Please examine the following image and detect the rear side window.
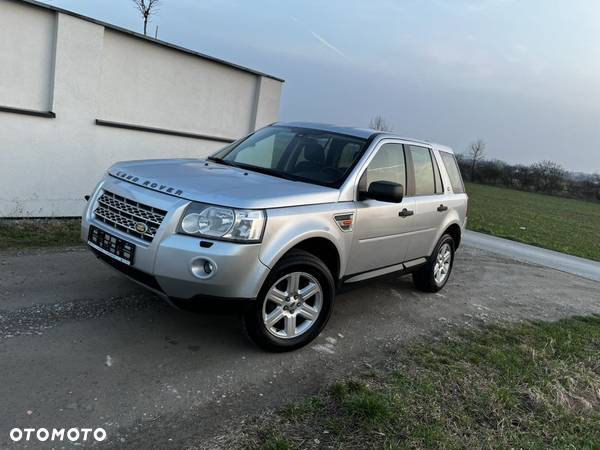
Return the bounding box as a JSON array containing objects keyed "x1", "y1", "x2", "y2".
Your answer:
[
  {"x1": 409, "y1": 145, "x2": 436, "y2": 195},
  {"x1": 439, "y1": 151, "x2": 465, "y2": 193}
]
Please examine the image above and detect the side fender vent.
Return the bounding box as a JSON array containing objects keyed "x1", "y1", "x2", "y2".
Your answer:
[{"x1": 334, "y1": 213, "x2": 354, "y2": 232}]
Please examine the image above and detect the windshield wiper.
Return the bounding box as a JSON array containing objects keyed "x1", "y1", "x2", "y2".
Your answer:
[
  {"x1": 207, "y1": 156, "x2": 242, "y2": 168},
  {"x1": 246, "y1": 166, "x2": 299, "y2": 182},
  {"x1": 207, "y1": 157, "x2": 298, "y2": 182}
]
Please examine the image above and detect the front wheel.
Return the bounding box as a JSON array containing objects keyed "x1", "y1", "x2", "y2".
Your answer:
[
  {"x1": 412, "y1": 234, "x2": 455, "y2": 293},
  {"x1": 243, "y1": 250, "x2": 335, "y2": 352}
]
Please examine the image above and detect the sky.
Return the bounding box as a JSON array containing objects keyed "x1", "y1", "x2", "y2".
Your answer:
[{"x1": 39, "y1": 0, "x2": 600, "y2": 173}]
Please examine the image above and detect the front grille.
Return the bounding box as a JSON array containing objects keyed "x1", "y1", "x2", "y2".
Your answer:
[{"x1": 94, "y1": 190, "x2": 167, "y2": 242}]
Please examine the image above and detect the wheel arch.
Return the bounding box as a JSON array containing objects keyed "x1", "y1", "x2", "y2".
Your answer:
[
  {"x1": 444, "y1": 223, "x2": 462, "y2": 249},
  {"x1": 287, "y1": 237, "x2": 341, "y2": 281},
  {"x1": 260, "y1": 232, "x2": 343, "y2": 282}
]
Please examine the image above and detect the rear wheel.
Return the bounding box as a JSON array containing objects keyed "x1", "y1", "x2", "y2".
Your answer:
[
  {"x1": 243, "y1": 250, "x2": 335, "y2": 352},
  {"x1": 412, "y1": 234, "x2": 455, "y2": 293}
]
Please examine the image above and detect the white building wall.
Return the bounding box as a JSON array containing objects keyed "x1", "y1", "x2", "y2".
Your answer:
[
  {"x1": 253, "y1": 76, "x2": 286, "y2": 130},
  {"x1": 0, "y1": 0, "x2": 55, "y2": 111},
  {"x1": 0, "y1": 0, "x2": 283, "y2": 217},
  {"x1": 97, "y1": 30, "x2": 259, "y2": 138}
]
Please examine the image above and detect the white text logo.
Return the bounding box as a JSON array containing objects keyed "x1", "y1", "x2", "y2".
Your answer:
[{"x1": 10, "y1": 428, "x2": 107, "y2": 443}]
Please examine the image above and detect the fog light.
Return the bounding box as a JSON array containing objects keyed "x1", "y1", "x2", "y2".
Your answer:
[{"x1": 190, "y1": 257, "x2": 217, "y2": 279}]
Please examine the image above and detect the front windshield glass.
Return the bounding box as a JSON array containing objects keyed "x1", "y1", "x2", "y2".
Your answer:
[{"x1": 210, "y1": 126, "x2": 369, "y2": 188}]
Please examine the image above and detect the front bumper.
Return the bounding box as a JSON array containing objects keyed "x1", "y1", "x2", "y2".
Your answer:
[{"x1": 82, "y1": 176, "x2": 270, "y2": 300}]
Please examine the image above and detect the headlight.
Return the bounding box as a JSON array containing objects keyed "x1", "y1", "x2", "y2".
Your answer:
[{"x1": 178, "y1": 203, "x2": 266, "y2": 243}]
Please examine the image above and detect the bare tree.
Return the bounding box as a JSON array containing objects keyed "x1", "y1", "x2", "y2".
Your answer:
[
  {"x1": 531, "y1": 160, "x2": 566, "y2": 193},
  {"x1": 453, "y1": 149, "x2": 598, "y2": 202},
  {"x1": 131, "y1": 0, "x2": 161, "y2": 36},
  {"x1": 369, "y1": 115, "x2": 393, "y2": 131},
  {"x1": 455, "y1": 152, "x2": 466, "y2": 165},
  {"x1": 467, "y1": 139, "x2": 486, "y2": 181},
  {"x1": 594, "y1": 173, "x2": 600, "y2": 201}
]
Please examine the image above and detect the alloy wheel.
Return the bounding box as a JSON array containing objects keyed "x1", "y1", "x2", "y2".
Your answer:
[
  {"x1": 433, "y1": 242, "x2": 452, "y2": 285},
  {"x1": 262, "y1": 271, "x2": 323, "y2": 339}
]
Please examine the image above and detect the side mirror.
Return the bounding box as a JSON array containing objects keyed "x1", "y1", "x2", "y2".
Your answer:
[{"x1": 366, "y1": 181, "x2": 404, "y2": 203}]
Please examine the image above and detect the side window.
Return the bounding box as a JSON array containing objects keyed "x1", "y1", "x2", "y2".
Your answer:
[
  {"x1": 409, "y1": 145, "x2": 436, "y2": 196},
  {"x1": 439, "y1": 151, "x2": 465, "y2": 193},
  {"x1": 365, "y1": 143, "x2": 406, "y2": 190}
]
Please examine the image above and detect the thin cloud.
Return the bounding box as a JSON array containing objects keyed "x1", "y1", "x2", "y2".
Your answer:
[
  {"x1": 310, "y1": 30, "x2": 346, "y2": 58},
  {"x1": 290, "y1": 15, "x2": 346, "y2": 59}
]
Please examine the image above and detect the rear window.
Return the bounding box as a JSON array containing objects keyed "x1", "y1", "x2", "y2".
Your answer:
[{"x1": 439, "y1": 151, "x2": 465, "y2": 193}]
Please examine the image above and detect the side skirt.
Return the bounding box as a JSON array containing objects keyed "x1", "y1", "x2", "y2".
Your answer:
[{"x1": 341, "y1": 257, "x2": 428, "y2": 285}]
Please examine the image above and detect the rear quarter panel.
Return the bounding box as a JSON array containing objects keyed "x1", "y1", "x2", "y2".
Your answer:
[{"x1": 430, "y1": 148, "x2": 468, "y2": 255}]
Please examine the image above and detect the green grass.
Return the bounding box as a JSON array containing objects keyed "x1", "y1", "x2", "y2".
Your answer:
[
  {"x1": 0, "y1": 218, "x2": 82, "y2": 251},
  {"x1": 245, "y1": 317, "x2": 600, "y2": 450},
  {"x1": 466, "y1": 183, "x2": 600, "y2": 261}
]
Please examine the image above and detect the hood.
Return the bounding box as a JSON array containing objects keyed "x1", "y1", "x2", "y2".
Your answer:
[{"x1": 108, "y1": 159, "x2": 340, "y2": 209}]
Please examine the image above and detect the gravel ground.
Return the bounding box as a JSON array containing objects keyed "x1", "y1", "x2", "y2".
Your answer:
[{"x1": 0, "y1": 245, "x2": 598, "y2": 449}]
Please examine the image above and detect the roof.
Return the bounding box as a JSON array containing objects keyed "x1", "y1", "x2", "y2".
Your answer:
[
  {"x1": 14, "y1": 0, "x2": 284, "y2": 83},
  {"x1": 276, "y1": 122, "x2": 376, "y2": 139},
  {"x1": 275, "y1": 122, "x2": 454, "y2": 152}
]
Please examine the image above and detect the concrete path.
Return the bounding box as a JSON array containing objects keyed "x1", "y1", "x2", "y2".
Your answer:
[{"x1": 463, "y1": 230, "x2": 600, "y2": 282}]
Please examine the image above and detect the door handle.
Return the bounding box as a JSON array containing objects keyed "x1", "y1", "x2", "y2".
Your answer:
[
  {"x1": 398, "y1": 208, "x2": 414, "y2": 218},
  {"x1": 437, "y1": 204, "x2": 448, "y2": 212}
]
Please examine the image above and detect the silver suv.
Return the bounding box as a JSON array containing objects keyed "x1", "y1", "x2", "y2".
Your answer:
[{"x1": 82, "y1": 122, "x2": 467, "y2": 351}]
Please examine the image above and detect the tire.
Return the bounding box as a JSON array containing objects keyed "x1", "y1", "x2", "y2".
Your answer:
[
  {"x1": 243, "y1": 249, "x2": 335, "y2": 352},
  {"x1": 412, "y1": 234, "x2": 455, "y2": 293}
]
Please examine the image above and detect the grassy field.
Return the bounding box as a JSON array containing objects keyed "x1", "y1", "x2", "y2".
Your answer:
[
  {"x1": 466, "y1": 183, "x2": 600, "y2": 262},
  {"x1": 239, "y1": 317, "x2": 600, "y2": 450},
  {"x1": 0, "y1": 219, "x2": 82, "y2": 251}
]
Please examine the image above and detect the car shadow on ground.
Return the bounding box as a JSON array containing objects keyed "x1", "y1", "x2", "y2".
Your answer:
[{"x1": 31, "y1": 271, "x2": 422, "y2": 378}]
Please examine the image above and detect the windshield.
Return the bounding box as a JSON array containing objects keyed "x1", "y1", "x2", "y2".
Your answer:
[{"x1": 209, "y1": 126, "x2": 369, "y2": 188}]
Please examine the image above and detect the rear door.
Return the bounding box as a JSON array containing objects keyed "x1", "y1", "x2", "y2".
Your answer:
[
  {"x1": 346, "y1": 142, "x2": 416, "y2": 275},
  {"x1": 404, "y1": 145, "x2": 451, "y2": 260}
]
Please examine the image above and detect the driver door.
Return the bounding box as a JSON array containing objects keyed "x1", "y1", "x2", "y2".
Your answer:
[{"x1": 346, "y1": 142, "x2": 416, "y2": 275}]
